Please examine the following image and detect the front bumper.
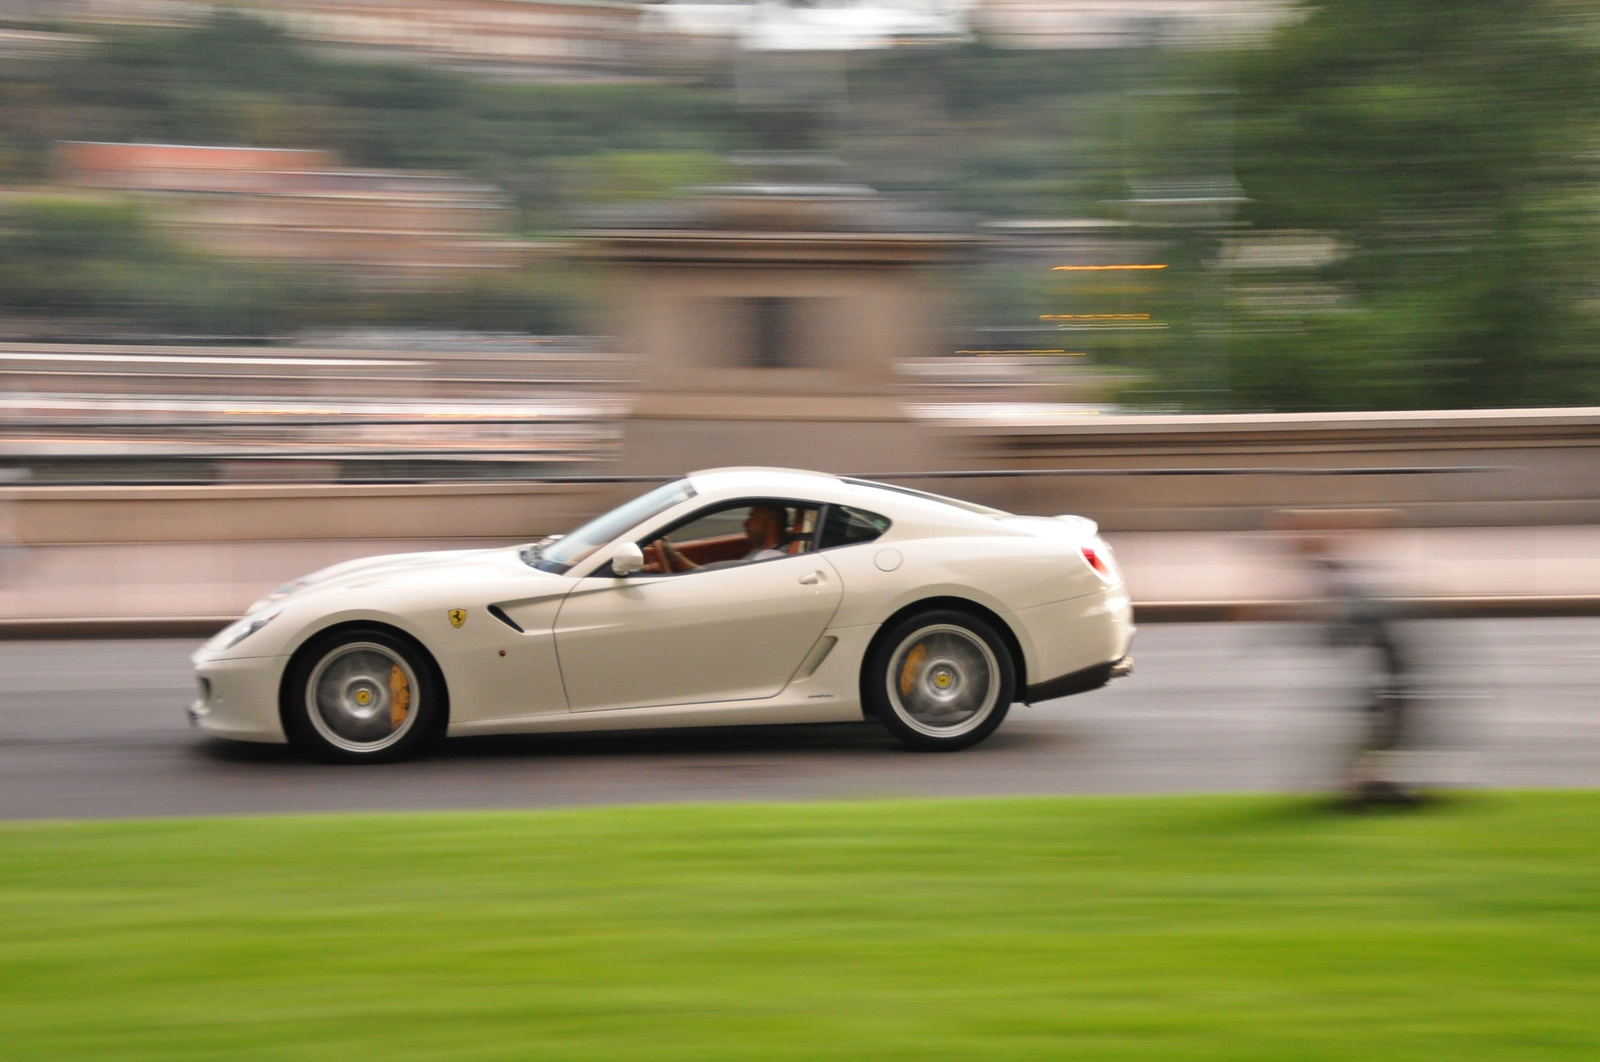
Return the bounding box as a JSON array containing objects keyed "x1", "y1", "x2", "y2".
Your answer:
[{"x1": 189, "y1": 653, "x2": 289, "y2": 743}]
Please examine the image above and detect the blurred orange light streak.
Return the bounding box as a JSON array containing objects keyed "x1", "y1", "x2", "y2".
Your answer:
[{"x1": 1051, "y1": 264, "x2": 1168, "y2": 271}]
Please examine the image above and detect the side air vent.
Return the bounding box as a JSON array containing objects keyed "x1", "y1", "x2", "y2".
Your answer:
[
  {"x1": 487, "y1": 604, "x2": 524, "y2": 633},
  {"x1": 794, "y1": 635, "x2": 838, "y2": 680}
]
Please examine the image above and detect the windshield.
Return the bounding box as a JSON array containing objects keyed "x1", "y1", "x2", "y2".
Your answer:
[{"x1": 527, "y1": 479, "x2": 696, "y2": 573}]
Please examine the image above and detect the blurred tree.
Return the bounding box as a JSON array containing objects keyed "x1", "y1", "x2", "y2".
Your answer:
[
  {"x1": 559, "y1": 152, "x2": 733, "y2": 205},
  {"x1": 0, "y1": 194, "x2": 580, "y2": 338},
  {"x1": 0, "y1": 194, "x2": 322, "y2": 334},
  {"x1": 1231, "y1": 0, "x2": 1600, "y2": 409},
  {"x1": 13, "y1": 12, "x2": 740, "y2": 231},
  {"x1": 23, "y1": 2, "x2": 1600, "y2": 413},
  {"x1": 846, "y1": 45, "x2": 1127, "y2": 214},
  {"x1": 0, "y1": 14, "x2": 1142, "y2": 340}
]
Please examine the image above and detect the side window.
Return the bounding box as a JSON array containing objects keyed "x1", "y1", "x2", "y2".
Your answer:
[
  {"x1": 818, "y1": 505, "x2": 890, "y2": 551},
  {"x1": 639, "y1": 500, "x2": 821, "y2": 575}
]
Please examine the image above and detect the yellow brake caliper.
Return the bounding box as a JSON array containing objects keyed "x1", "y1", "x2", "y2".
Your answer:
[
  {"x1": 899, "y1": 644, "x2": 926, "y2": 698},
  {"x1": 389, "y1": 665, "x2": 411, "y2": 730}
]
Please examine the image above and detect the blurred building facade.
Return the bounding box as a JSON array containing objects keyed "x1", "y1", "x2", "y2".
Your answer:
[
  {"x1": 970, "y1": 0, "x2": 1297, "y2": 49},
  {"x1": 0, "y1": 0, "x2": 642, "y2": 78},
  {"x1": 56, "y1": 141, "x2": 524, "y2": 277},
  {"x1": 579, "y1": 184, "x2": 977, "y2": 476},
  {"x1": 640, "y1": 0, "x2": 973, "y2": 54},
  {"x1": 0, "y1": 0, "x2": 1298, "y2": 73}
]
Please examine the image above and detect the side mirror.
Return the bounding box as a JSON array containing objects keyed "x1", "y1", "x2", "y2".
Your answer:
[{"x1": 611, "y1": 541, "x2": 645, "y2": 577}]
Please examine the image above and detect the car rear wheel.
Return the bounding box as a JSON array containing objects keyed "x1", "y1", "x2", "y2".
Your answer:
[
  {"x1": 865, "y1": 609, "x2": 1015, "y2": 751},
  {"x1": 284, "y1": 627, "x2": 443, "y2": 763}
]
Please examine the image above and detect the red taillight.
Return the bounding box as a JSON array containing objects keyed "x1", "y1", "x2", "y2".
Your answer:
[{"x1": 1082, "y1": 546, "x2": 1109, "y2": 575}]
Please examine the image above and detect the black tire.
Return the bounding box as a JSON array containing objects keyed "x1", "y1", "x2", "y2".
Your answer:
[
  {"x1": 863, "y1": 608, "x2": 1015, "y2": 751},
  {"x1": 282, "y1": 626, "x2": 445, "y2": 763}
]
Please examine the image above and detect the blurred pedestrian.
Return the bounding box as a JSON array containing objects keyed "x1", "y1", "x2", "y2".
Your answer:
[{"x1": 1272, "y1": 510, "x2": 1421, "y2": 806}]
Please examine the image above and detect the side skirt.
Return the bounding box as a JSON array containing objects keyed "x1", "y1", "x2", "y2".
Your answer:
[{"x1": 448, "y1": 696, "x2": 865, "y2": 737}]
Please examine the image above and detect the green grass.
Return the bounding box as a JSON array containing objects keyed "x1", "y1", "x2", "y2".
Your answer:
[{"x1": 3, "y1": 793, "x2": 1598, "y2": 1060}]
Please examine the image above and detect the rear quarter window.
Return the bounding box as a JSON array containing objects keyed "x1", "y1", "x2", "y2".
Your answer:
[{"x1": 818, "y1": 505, "x2": 890, "y2": 550}]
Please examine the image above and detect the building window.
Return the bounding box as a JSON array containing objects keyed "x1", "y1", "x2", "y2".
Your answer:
[{"x1": 749, "y1": 296, "x2": 795, "y2": 368}]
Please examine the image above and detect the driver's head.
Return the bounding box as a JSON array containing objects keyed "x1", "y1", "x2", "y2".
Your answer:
[{"x1": 743, "y1": 504, "x2": 787, "y2": 549}]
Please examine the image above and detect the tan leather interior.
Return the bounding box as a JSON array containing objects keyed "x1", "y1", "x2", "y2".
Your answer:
[
  {"x1": 640, "y1": 505, "x2": 819, "y2": 573},
  {"x1": 642, "y1": 532, "x2": 748, "y2": 572}
]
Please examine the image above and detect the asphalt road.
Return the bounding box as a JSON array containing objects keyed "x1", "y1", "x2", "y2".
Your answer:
[{"x1": 2, "y1": 619, "x2": 1596, "y2": 820}]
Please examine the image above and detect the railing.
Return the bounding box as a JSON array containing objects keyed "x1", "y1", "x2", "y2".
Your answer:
[{"x1": 0, "y1": 341, "x2": 628, "y2": 483}]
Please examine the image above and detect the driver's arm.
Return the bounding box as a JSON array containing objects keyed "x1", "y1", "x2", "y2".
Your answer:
[{"x1": 659, "y1": 535, "x2": 697, "y2": 572}]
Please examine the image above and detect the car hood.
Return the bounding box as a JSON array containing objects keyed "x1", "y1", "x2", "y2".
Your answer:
[
  {"x1": 245, "y1": 546, "x2": 544, "y2": 614},
  {"x1": 199, "y1": 545, "x2": 568, "y2": 662}
]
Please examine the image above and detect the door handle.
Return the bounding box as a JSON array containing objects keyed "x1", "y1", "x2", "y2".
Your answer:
[{"x1": 799, "y1": 570, "x2": 824, "y2": 585}]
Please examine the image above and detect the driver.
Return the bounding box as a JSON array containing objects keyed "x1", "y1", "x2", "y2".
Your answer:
[{"x1": 656, "y1": 504, "x2": 789, "y2": 573}]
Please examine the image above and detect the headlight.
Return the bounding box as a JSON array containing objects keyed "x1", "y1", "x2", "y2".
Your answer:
[
  {"x1": 245, "y1": 577, "x2": 310, "y2": 616},
  {"x1": 213, "y1": 609, "x2": 281, "y2": 652}
]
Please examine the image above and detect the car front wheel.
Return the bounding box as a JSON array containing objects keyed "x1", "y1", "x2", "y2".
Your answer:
[
  {"x1": 284, "y1": 627, "x2": 443, "y2": 763},
  {"x1": 865, "y1": 609, "x2": 1015, "y2": 751}
]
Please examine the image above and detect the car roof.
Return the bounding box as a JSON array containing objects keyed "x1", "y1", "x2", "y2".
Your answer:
[
  {"x1": 684, "y1": 466, "x2": 1010, "y2": 522},
  {"x1": 685, "y1": 466, "x2": 843, "y2": 495}
]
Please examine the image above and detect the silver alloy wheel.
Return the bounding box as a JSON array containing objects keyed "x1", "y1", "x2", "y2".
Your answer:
[
  {"x1": 304, "y1": 641, "x2": 421, "y2": 755},
  {"x1": 885, "y1": 623, "x2": 1001, "y2": 739}
]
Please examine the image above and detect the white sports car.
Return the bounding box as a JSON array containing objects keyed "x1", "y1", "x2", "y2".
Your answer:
[{"x1": 191, "y1": 468, "x2": 1134, "y2": 761}]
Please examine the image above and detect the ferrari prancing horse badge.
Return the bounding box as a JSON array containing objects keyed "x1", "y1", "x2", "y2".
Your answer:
[{"x1": 448, "y1": 608, "x2": 467, "y2": 629}]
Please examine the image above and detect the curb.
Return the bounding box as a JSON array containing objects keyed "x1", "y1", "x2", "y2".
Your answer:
[
  {"x1": 1135, "y1": 597, "x2": 1600, "y2": 623},
  {"x1": 0, "y1": 617, "x2": 232, "y2": 640}
]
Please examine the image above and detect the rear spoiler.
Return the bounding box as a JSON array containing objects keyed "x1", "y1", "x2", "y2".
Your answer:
[{"x1": 1052, "y1": 515, "x2": 1099, "y2": 537}]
